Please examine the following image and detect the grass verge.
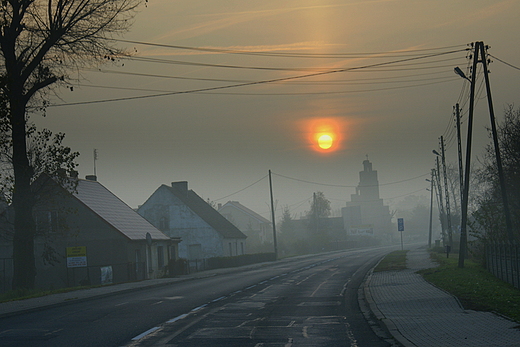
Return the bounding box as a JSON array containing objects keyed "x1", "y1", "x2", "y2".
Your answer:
[
  {"x1": 0, "y1": 285, "x2": 97, "y2": 303},
  {"x1": 374, "y1": 250, "x2": 408, "y2": 272},
  {"x1": 418, "y1": 252, "x2": 520, "y2": 323}
]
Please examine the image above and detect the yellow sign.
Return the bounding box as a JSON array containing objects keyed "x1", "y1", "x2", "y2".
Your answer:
[{"x1": 67, "y1": 246, "x2": 87, "y2": 268}]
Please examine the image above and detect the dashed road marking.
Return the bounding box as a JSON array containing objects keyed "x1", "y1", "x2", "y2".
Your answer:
[
  {"x1": 191, "y1": 304, "x2": 207, "y2": 312},
  {"x1": 131, "y1": 327, "x2": 160, "y2": 341},
  {"x1": 167, "y1": 313, "x2": 188, "y2": 324}
]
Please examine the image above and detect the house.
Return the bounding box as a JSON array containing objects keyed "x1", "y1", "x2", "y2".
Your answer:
[
  {"x1": 0, "y1": 174, "x2": 179, "y2": 292},
  {"x1": 342, "y1": 159, "x2": 393, "y2": 242},
  {"x1": 138, "y1": 182, "x2": 247, "y2": 261},
  {"x1": 218, "y1": 201, "x2": 272, "y2": 252}
]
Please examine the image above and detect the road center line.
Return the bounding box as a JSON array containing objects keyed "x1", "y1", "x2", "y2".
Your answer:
[
  {"x1": 167, "y1": 313, "x2": 188, "y2": 324},
  {"x1": 191, "y1": 304, "x2": 208, "y2": 312},
  {"x1": 131, "y1": 326, "x2": 160, "y2": 341}
]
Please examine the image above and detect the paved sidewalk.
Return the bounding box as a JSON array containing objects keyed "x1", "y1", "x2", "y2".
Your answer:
[{"x1": 366, "y1": 247, "x2": 520, "y2": 347}]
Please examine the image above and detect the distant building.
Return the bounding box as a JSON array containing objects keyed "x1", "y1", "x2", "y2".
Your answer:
[
  {"x1": 218, "y1": 201, "x2": 272, "y2": 251},
  {"x1": 342, "y1": 159, "x2": 392, "y2": 239},
  {"x1": 0, "y1": 175, "x2": 178, "y2": 292},
  {"x1": 138, "y1": 182, "x2": 247, "y2": 261}
]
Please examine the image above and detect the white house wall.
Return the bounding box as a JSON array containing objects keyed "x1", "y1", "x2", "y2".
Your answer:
[
  {"x1": 139, "y1": 186, "x2": 224, "y2": 260},
  {"x1": 219, "y1": 206, "x2": 271, "y2": 244},
  {"x1": 223, "y1": 238, "x2": 246, "y2": 257}
]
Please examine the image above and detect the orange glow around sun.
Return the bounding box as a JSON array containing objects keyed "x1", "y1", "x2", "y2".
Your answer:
[{"x1": 302, "y1": 118, "x2": 346, "y2": 153}]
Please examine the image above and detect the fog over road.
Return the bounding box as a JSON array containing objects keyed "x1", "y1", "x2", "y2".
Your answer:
[{"x1": 1, "y1": 247, "x2": 399, "y2": 347}]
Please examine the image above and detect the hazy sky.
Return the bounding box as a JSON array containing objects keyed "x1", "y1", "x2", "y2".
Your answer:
[{"x1": 36, "y1": 0, "x2": 520, "y2": 221}]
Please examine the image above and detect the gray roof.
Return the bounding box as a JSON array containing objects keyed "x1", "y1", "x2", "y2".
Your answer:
[
  {"x1": 74, "y1": 179, "x2": 170, "y2": 241},
  {"x1": 164, "y1": 184, "x2": 247, "y2": 239},
  {"x1": 219, "y1": 201, "x2": 272, "y2": 225}
]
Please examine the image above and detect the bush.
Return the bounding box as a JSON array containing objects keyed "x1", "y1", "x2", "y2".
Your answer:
[{"x1": 168, "y1": 258, "x2": 188, "y2": 276}]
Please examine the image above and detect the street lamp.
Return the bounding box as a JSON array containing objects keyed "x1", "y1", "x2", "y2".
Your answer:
[{"x1": 454, "y1": 67, "x2": 470, "y2": 81}]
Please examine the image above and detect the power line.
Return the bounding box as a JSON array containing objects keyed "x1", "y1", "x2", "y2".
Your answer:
[
  {"x1": 123, "y1": 54, "x2": 462, "y2": 73},
  {"x1": 272, "y1": 171, "x2": 430, "y2": 188},
  {"x1": 195, "y1": 78, "x2": 457, "y2": 96},
  {"x1": 89, "y1": 67, "x2": 454, "y2": 86},
  {"x1": 71, "y1": 76, "x2": 457, "y2": 96},
  {"x1": 489, "y1": 54, "x2": 520, "y2": 71},
  {"x1": 213, "y1": 174, "x2": 268, "y2": 201},
  {"x1": 383, "y1": 187, "x2": 429, "y2": 201},
  {"x1": 94, "y1": 69, "x2": 251, "y2": 83},
  {"x1": 116, "y1": 39, "x2": 467, "y2": 58},
  {"x1": 50, "y1": 48, "x2": 467, "y2": 107}
]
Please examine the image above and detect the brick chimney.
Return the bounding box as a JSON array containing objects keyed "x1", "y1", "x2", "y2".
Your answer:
[{"x1": 171, "y1": 181, "x2": 188, "y2": 195}]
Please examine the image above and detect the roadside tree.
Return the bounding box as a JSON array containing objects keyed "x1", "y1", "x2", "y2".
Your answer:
[
  {"x1": 471, "y1": 105, "x2": 520, "y2": 242},
  {"x1": 306, "y1": 192, "x2": 331, "y2": 251},
  {"x1": 0, "y1": 0, "x2": 142, "y2": 289}
]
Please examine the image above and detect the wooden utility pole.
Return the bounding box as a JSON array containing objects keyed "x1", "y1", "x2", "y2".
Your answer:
[
  {"x1": 458, "y1": 41, "x2": 513, "y2": 268},
  {"x1": 455, "y1": 104, "x2": 464, "y2": 203},
  {"x1": 268, "y1": 170, "x2": 278, "y2": 260},
  {"x1": 440, "y1": 136, "x2": 453, "y2": 248},
  {"x1": 428, "y1": 169, "x2": 434, "y2": 249},
  {"x1": 435, "y1": 157, "x2": 447, "y2": 245}
]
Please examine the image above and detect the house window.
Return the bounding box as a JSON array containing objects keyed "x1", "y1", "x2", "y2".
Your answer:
[
  {"x1": 158, "y1": 216, "x2": 169, "y2": 231},
  {"x1": 241, "y1": 242, "x2": 244, "y2": 255},
  {"x1": 35, "y1": 210, "x2": 59, "y2": 233},
  {"x1": 157, "y1": 246, "x2": 164, "y2": 268}
]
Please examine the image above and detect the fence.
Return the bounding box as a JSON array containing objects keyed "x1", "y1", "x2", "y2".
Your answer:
[{"x1": 486, "y1": 242, "x2": 520, "y2": 289}]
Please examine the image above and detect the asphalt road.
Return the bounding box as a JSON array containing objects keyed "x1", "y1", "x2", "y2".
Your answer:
[{"x1": 1, "y1": 247, "x2": 398, "y2": 347}]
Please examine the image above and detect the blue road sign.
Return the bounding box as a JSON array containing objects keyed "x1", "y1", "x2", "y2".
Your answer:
[{"x1": 398, "y1": 218, "x2": 404, "y2": 232}]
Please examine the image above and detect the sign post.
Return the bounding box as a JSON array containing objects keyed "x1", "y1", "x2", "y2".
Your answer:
[
  {"x1": 66, "y1": 246, "x2": 87, "y2": 287},
  {"x1": 397, "y1": 218, "x2": 404, "y2": 251}
]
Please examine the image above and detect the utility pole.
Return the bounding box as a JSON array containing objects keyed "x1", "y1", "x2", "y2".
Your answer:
[
  {"x1": 457, "y1": 41, "x2": 513, "y2": 268},
  {"x1": 432, "y1": 169, "x2": 444, "y2": 240},
  {"x1": 481, "y1": 45, "x2": 513, "y2": 242},
  {"x1": 313, "y1": 192, "x2": 318, "y2": 235},
  {"x1": 427, "y1": 169, "x2": 434, "y2": 248},
  {"x1": 268, "y1": 170, "x2": 278, "y2": 260},
  {"x1": 455, "y1": 104, "x2": 464, "y2": 204},
  {"x1": 434, "y1": 156, "x2": 447, "y2": 245},
  {"x1": 440, "y1": 136, "x2": 453, "y2": 248}
]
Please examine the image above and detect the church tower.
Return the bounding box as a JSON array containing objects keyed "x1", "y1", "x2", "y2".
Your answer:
[
  {"x1": 342, "y1": 158, "x2": 392, "y2": 241},
  {"x1": 352, "y1": 159, "x2": 380, "y2": 202}
]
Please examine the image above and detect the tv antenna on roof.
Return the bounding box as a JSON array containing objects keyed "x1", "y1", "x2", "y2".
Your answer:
[{"x1": 93, "y1": 149, "x2": 98, "y2": 177}]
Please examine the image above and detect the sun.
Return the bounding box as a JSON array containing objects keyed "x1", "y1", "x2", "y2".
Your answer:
[
  {"x1": 299, "y1": 117, "x2": 348, "y2": 153},
  {"x1": 318, "y1": 134, "x2": 333, "y2": 149}
]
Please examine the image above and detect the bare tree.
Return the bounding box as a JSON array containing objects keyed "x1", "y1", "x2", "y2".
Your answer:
[
  {"x1": 0, "y1": 0, "x2": 142, "y2": 289},
  {"x1": 472, "y1": 105, "x2": 520, "y2": 242}
]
